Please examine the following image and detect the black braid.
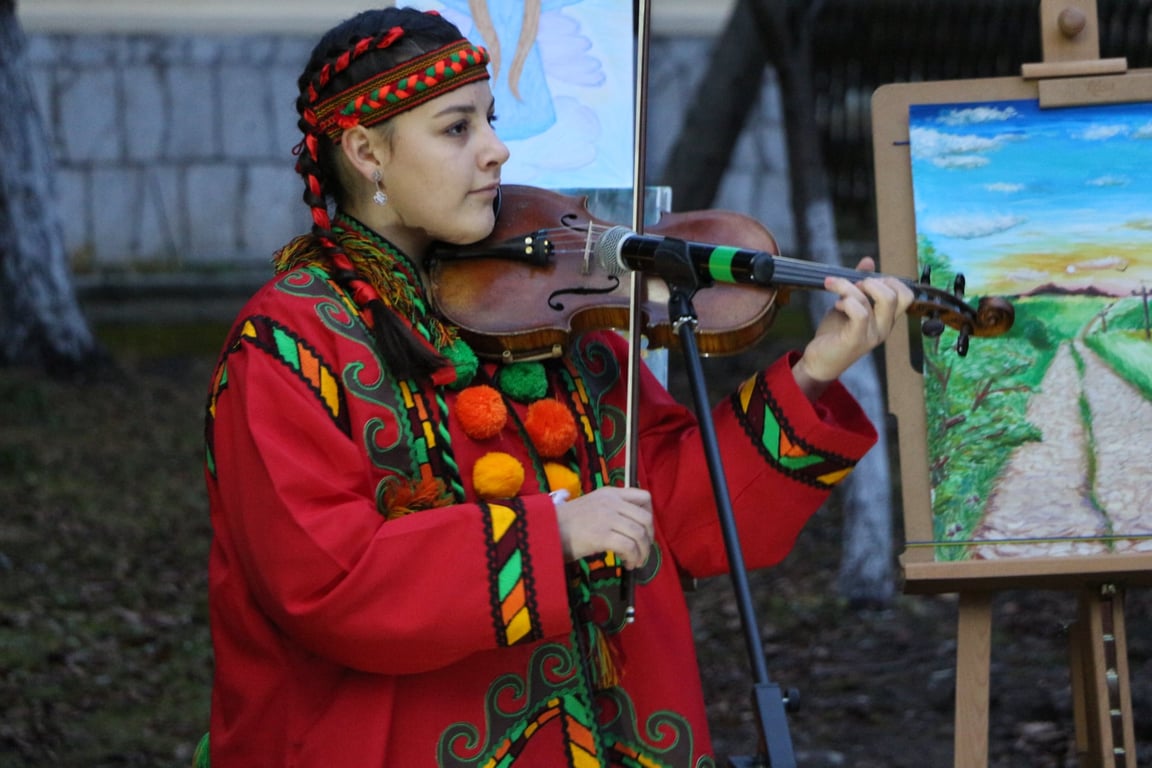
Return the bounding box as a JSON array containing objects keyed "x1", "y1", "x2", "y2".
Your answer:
[{"x1": 293, "y1": 8, "x2": 466, "y2": 381}]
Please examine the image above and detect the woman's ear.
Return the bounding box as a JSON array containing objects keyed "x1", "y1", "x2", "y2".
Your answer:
[{"x1": 339, "y1": 125, "x2": 384, "y2": 182}]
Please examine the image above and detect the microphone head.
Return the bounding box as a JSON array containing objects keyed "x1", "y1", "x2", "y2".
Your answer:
[{"x1": 596, "y1": 225, "x2": 633, "y2": 276}]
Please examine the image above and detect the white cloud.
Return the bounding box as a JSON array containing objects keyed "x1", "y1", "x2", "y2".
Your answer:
[
  {"x1": 910, "y1": 126, "x2": 1020, "y2": 169},
  {"x1": 1078, "y1": 124, "x2": 1128, "y2": 140},
  {"x1": 1087, "y1": 175, "x2": 1128, "y2": 187},
  {"x1": 922, "y1": 213, "x2": 1026, "y2": 239},
  {"x1": 936, "y1": 106, "x2": 1020, "y2": 126}
]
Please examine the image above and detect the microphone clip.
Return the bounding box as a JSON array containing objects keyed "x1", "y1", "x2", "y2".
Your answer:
[
  {"x1": 649, "y1": 237, "x2": 704, "y2": 331},
  {"x1": 650, "y1": 236, "x2": 709, "y2": 295}
]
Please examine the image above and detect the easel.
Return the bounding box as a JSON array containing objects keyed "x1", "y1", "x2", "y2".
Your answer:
[
  {"x1": 951, "y1": 6, "x2": 1143, "y2": 764},
  {"x1": 902, "y1": 561, "x2": 1147, "y2": 768},
  {"x1": 872, "y1": 1, "x2": 1152, "y2": 765}
]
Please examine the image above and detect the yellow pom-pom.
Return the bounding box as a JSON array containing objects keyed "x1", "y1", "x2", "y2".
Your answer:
[
  {"x1": 472, "y1": 452, "x2": 525, "y2": 499},
  {"x1": 543, "y1": 462, "x2": 582, "y2": 499}
]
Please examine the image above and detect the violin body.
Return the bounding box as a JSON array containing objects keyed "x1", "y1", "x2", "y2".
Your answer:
[{"x1": 428, "y1": 185, "x2": 781, "y2": 361}]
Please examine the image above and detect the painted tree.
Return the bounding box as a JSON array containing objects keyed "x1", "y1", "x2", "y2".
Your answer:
[
  {"x1": 0, "y1": 0, "x2": 103, "y2": 375},
  {"x1": 661, "y1": 0, "x2": 897, "y2": 605}
]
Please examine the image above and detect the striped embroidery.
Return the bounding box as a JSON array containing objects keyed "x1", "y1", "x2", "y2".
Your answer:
[
  {"x1": 481, "y1": 499, "x2": 543, "y2": 647},
  {"x1": 732, "y1": 374, "x2": 856, "y2": 489},
  {"x1": 239, "y1": 315, "x2": 351, "y2": 437}
]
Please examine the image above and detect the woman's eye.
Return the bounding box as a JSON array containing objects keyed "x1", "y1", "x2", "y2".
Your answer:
[{"x1": 447, "y1": 121, "x2": 468, "y2": 136}]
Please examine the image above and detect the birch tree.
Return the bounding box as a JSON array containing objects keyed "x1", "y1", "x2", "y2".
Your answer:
[{"x1": 0, "y1": 0, "x2": 104, "y2": 375}]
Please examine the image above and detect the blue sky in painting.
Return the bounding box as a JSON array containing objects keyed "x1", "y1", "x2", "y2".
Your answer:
[{"x1": 909, "y1": 99, "x2": 1152, "y2": 296}]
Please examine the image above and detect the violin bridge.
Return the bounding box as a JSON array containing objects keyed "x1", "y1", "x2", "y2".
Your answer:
[{"x1": 582, "y1": 226, "x2": 595, "y2": 275}]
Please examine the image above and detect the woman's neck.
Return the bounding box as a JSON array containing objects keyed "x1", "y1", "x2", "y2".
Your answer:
[{"x1": 340, "y1": 201, "x2": 430, "y2": 267}]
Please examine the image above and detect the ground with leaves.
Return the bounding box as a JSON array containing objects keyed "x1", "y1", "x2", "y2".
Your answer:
[{"x1": 1, "y1": 330, "x2": 1149, "y2": 768}]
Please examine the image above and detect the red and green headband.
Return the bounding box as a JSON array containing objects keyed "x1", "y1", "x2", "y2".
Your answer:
[{"x1": 313, "y1": 40, "x2": 491, "y2": 142}]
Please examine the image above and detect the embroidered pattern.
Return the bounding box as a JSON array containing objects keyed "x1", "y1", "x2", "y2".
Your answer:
[
  {"x1": 482, "y1": 499, "x2": 544, "y2": 648},
  {"x1": 438, "y1": 644, "x2": 710, "y2": 768},
  {"x1": 242, "y1": 316, "x2": 350, "y2": 433},
  {"x1": 275, "y1": 264, "x2": 467, "y2": 504},
  {"x1": 596, "y1": 689, "x2": 715, "y2": 768},
  {"x1": 731, "y1": 374, "x2": 857, "y2": 488},
  {"x1": 204, "y1": 314, "x2": 352, "y2": 478},
  {"x1": 313, "y1": 42, "x2": 491, "y2": 141},
  {"x1": 438, "y1": 643, "x2": 601, "y2": 768}
]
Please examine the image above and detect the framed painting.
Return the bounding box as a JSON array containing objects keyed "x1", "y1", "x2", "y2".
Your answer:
[{"x1": 873, "y1": 75, "x2": 1152, "y2": 591}]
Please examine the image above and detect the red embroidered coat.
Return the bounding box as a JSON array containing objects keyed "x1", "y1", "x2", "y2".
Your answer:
[{"x1": 204, "y1": 265, "x2": 877, "y2": 767}]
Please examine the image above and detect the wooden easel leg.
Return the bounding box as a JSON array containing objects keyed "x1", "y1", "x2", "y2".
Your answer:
[
  {"x1": 1071, "y1": 585, "x2": 1136, "y2": 768},
  {"x1": 953, "y1": 591, "x2": 993, "y2": 768},
  {"x1": 1069, "y1": 609, "x2": 1099, "y2": 768}
]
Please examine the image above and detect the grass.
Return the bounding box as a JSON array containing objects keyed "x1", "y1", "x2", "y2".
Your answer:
[{"x1": 0, "y1": 325, "x2": 223, "y2": 767}]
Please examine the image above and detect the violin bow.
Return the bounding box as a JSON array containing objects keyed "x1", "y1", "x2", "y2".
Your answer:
[{"x1": 620, "y1": 0, "x2": 654, "y2": 623}]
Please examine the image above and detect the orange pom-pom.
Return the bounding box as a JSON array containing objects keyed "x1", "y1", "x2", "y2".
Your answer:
[
  {"x1": 472, "y1": 452, "x2": 525, "y2": 499},
  {"x1": 454, "y1": 385, "x2": 507, "y2": 440},
  {"x1": 543, "y1": 462, "x2": 582, "y2": 499},
  {"x1": 524, "y1": 398, "x2": 578, "y2": 458}
]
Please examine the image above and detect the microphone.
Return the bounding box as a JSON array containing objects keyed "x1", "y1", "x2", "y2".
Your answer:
[{"x1": 595, "y1": 226, "x2": 778, "y2": 286}]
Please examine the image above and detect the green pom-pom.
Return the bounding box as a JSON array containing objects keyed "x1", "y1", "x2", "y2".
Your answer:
[
  {"x1": 497, "y1": 362, "x2": 548, "y2": 402},
  {"x1": 442, "y1": 339, "x2": 478, "y2": 389}
]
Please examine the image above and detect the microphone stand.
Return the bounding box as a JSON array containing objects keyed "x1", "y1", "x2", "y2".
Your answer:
[{"x1": 649, "y1": 237, "x2": 799, "y2": 768}]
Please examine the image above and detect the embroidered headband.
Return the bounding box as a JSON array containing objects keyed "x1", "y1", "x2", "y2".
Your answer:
[{"x1": 313, "y1": 40, "x2": 491, "y2": 142}]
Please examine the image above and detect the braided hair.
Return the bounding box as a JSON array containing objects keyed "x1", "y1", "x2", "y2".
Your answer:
[{"x1": 293, "y1": 8, "x2": 467, "y2": 380}]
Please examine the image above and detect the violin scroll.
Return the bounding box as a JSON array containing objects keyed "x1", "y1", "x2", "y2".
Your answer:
[{"x1": 910, "y1": 267, "x2": 1015, "y2": 357}]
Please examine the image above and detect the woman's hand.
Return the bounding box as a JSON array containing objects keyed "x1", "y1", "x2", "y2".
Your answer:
[
  {"x1": 792, "y1": 257, "x2": 914, "y2": 401},
  {"x1": 554, "y1": 486, "x2": 654, "y2": 568}
]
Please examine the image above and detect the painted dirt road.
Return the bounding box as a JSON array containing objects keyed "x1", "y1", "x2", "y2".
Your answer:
[{"x1": 971, "y1": 339, "x2": 1152, "y2": 559}]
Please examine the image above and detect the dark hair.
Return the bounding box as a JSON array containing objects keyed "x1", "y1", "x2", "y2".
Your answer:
[{"x1": 294, "y1": 8, "x2": 466, "y2": 380}]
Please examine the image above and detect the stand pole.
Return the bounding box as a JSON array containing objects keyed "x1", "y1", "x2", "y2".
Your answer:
[{"x1": 651, "y1": 238, "x2": 797, "y2": 768}]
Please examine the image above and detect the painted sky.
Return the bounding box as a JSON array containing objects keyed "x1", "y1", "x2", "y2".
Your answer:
[{"x1": 909, "y1": 98, "x2": 1152, "y2": 297}]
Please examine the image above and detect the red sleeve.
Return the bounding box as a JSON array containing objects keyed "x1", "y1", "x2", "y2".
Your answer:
[
  {"x1": 209, "y1": 339, "x2": 573, "y2": 675},
  {"x1": 618, "y1": 338, "x2": 878, "y2": 578}
]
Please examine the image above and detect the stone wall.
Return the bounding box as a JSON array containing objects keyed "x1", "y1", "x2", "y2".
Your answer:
[{"x1": 23, "y1": 29, "x2": 792, "y2": 279}]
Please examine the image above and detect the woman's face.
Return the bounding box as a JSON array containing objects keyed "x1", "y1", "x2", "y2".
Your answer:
[{"x1": 373, "y1": 81, "x2": 509, "y2": 256}]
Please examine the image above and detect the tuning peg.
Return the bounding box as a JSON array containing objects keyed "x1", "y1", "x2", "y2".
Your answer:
[
  {"x1": 919, "y1": 265, "x2": 932, "y2": 284},
  {"x1": 955, "y1": 329, "x2": 971, "y2": 356},
  {"x1": 953, "y1": 273, "x2": 966, "y2": 298},
  {"x1": 922, "y1": 315, "x2": 945, "y2": 337}
]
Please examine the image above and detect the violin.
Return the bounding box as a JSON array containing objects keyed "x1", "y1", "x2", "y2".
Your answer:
[{"x1": 427, "y1": 184, "x2": 1015, "y2": 361}]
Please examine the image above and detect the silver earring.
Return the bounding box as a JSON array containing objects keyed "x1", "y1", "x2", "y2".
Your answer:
[{"x1": 372, "y1": 169, "x2": 388, "y2": 206}]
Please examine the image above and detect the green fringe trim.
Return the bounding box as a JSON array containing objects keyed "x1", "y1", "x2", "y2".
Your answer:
[{"x1": 192, "y1": 732, "x2": 210, "y2": 768}]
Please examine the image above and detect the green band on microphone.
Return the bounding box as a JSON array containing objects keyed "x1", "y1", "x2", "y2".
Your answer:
[{"x1": 708, "y1": 245, "x2": 741, "y2": 283}]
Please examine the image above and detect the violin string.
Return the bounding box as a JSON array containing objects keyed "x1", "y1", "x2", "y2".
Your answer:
[{"x1": 538, "y1": 224, "x2": 614, "y2": 260}]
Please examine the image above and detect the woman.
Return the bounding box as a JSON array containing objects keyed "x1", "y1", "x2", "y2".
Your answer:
[{"x1": 202, "y1": 7, "x2": 913, "y2": 767}]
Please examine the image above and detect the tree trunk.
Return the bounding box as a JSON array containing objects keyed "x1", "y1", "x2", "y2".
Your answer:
[
  {"x1": 656, "y1": 0, "x2": 766, "y2": 212},
  {"x1": 747, "y1": 0, "x2": 895, "y2": 606},
  {"x1": 0, "y1": 0, "x2": 104, "y2": 375}
]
